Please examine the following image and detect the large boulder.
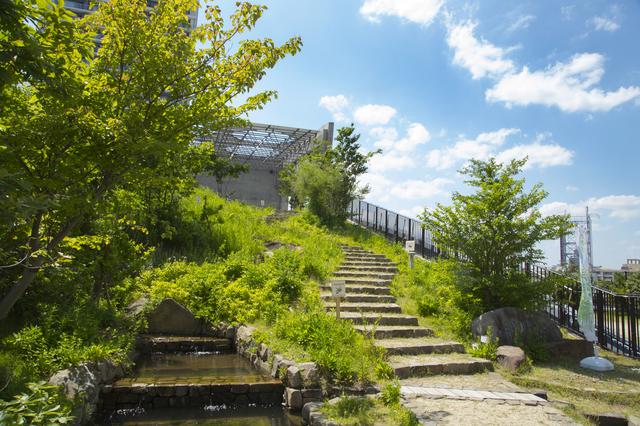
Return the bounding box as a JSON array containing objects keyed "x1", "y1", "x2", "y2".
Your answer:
[
  {"x1": 472, "y1": 307, "x2": 563, "y2": 346},
  {"x1": 146, "y1": 298, "x2": 214, "y2": 336}
]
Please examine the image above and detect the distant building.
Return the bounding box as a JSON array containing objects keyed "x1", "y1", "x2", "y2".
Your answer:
[
  {"x1": 622, "y1": 259, "x2": 640, "y2": 273},
  {"x1": 56, "y1": 1, "x2": 198, "y2": 32},
  {"x1": 197, "y1": 122, "x2": 334, "y2": 210},
  {"x1": 593, "y1": 267, "x2": 617, "y2": 282}
]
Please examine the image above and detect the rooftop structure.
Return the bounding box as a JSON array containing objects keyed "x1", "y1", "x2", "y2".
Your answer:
[{"x1": 198, "y1": 122, "x2": 334, "y2": 210}]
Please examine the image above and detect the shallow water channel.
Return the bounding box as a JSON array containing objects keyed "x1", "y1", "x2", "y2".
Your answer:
[{"x1": 100, "y1": 351, "x2": 301, "y2": 425}]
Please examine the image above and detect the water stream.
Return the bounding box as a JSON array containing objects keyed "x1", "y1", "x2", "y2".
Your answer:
[{"x1": 99, "y1": 349, "x2": 301, "y2": 425}]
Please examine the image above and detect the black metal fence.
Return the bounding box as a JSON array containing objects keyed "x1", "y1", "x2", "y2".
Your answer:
[{"x1": 348, "y1": 198, "x2": 640, "y2": 358}]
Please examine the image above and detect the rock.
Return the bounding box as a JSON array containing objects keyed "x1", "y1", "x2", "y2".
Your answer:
[
  {"x1": 257, "y1": 343, "x2": 271, "y2": 362},
  {"x1": 125, "y1": 295, "x2": 149, "y2": 316},
  {"x1": 146, "y1": 298, "x2": 214, "y2": 336},
  {"x1": 235, "y1": 325, "x2": 256, "y2": 356},
  {"x1": 302, "y1": 401, "x2": 323, "y2": 423},
  {"x1": 285, "y1": 387, "x2": 303, "y2": 410},
  {"x1": 472, "y1": 307, "x2": 563, "y2": 346},
  {"x1": 298, "y1": 362, "x2": 321, "y2": 387},
  {"x1": 49, "y1": 360, "x2": 123, "y2": 425},
  {"x1": 544, "y1": 339, "x2": 594, "y2": 360},
  {"x1": 285, "y1": 365, "x2": 303, "y2": 389},
  {"x1": 496, "y1": 345, "x2": 526, "y2": 371},
  {"x1": 271, "y1": 356, "x2": 295, "y2": 379}
]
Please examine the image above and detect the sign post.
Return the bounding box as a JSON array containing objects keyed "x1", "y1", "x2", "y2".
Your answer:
[
  {"x1": 331, "y1": 280, "x2": 346, "y2": 319},
  {"x1": 405, "y1": 240, "x2": 416, "y2": 269}
]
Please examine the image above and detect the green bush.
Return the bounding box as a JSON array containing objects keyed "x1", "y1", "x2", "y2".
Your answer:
[
  {"x1": 0, "y1": 381, "x2": 73, "y2": 425},
  {"x1": 379, "y1": 381, "x2": 401, "y2": 406},
  {"x1": 266, "y1": 307, "x2": 388, "y2": 384}
]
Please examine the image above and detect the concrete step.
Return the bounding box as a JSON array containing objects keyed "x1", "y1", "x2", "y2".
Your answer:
[
  {"x1": 344, "y1": 254, "x2": 390, "y2": 261},
  {"x1": 332, "y1": 278, "x2": 392, "y2": 286},
  {"x1": 338, "y1": 265, "x2": 399, "y2": 273},
  {"x1": 375, "y1": 338, "x2": 465, "y2": 356},
  {"x1": 339, "y1": 312, "x2": 419, "y2": 326},
  {"x1": 353, "y1": 325, "x2": 434, "y2": 339},
  {"x1": 320, "y1": 293, "x2": 397, "y2": 303},
  {"x1": 319, "y1": 284, "x2": 392, "y2": 295},
  {"x1": 334, "y1": 271, "x2": 396, "y2": 280},
  {"x1": 389, "y1": 354, "x2": 493, "y2": 378},
  {"x1": 323, "y1": 302, "x2": 402, "y2": 314}
]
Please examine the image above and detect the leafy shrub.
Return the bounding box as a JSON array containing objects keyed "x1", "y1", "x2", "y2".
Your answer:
[
  {"x1": 379, "y1": 381, "x2": 401, "y2": 406},
  {"x1": 468, "y1": 327, "x2": 499, "y2": 361},
  {"x1": 323, "y1": 396, "x2": 375, "y2": 425},
  {"x1": 0, "y1": 381, "x2": 73, "y2": 425},
  {"x1": 267, "y1": 307, "x2": 388, "y2": 384}
]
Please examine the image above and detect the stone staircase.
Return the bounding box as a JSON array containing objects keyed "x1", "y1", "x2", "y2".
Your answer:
[{"x1": 321, "y1": 245, "x2": 492, "y2": 379}]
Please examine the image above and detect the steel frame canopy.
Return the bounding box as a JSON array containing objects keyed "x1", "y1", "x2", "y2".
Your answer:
[{"x1": 207, "y1": 122, "x2": 322, "y2": 168}]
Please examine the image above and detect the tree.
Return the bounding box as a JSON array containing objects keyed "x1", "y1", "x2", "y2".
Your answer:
[
  {"x1": 0, "y1": 0, "x2": 301, "y2": 319},
  {"x1": 280, "y1": 125, "x2": 379, "y2": 227},
  {"x1": 420, "y1": 158, "x2": 572, "y2": 311}
]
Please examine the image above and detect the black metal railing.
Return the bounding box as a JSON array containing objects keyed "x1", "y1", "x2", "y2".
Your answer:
[{"x1": 348, "y1": 198, "x2": 640, "y2": 358}]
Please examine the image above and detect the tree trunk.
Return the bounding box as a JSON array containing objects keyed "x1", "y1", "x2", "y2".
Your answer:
[{"x1": 0, "y1": 213, "x2": 42, "y2": 320}]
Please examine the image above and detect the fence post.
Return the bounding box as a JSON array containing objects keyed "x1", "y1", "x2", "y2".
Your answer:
[
  {"x1": 421, "y1": 228, "x2": 425, "y2": 257},
  {"x1": 375, "y1": 206, "x2": 378, "y2": 231},
  {"x1": 358, "y1": 200, "x2": 362, "y2": 225},
  {"x1": 629, "y1": 298, "x2": 637, "y2": 357},
  {"x1": 596, "y1": 290, "x2": 606, "y2": 348},
  {"x1": 366, "y1": 203, "x2": 370, "y2": 228},
  {"x1": 395, "y1": 214, "x2": 399, "y2": 243},
  {"x1": 384, "y1": 209, "x2": 388, "y2": 236},
  {"x1": 408, "y1": 219, "x2": 412, "y2": 242}
]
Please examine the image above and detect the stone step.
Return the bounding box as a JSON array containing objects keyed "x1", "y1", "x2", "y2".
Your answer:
[
  {"x1": 136, "y1": 335, "x2": 233, "y2": 354},
  {"x1": 353, "y1": 325, "x2": 434, "y2": 339},
  {"x1": 339, "y1": 312, "x2": 419, "y2": 326},
  {"x1": 375, "y1": 338, "x2": 465, "y2": 356},
  {"x1": 319, "y1": 284, "x2": 392, "y2": 295},
  {"x1": 333, "y1": 271, "x2": 396, "y2": 280},
  {"x1": 338, "y1": 265, "x2": 399, "y2": 273},
  {"x1": 331, "y1": 277, "x2": 392, "y2": 286},
  {"x1": 389, "y1": 354, "x2": 493, "y2": 378},
  {"x1": 320, "y1": 293, "x2": 397, "y2": 303},
  {"x1": 323, "y1": 302, "x2": 402, "y2": 314},
  {"x1": 344, "y1": 254, "x2": 390, "y2": 261}
]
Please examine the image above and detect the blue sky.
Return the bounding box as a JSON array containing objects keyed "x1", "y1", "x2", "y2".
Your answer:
[{"x1": 200, "y1": 1, "x2": 640, "y2": 268}]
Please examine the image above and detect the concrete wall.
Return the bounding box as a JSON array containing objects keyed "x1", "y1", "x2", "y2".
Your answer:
[{"x1": 197, "y1": 163, "x2": 287, "y2": 210}]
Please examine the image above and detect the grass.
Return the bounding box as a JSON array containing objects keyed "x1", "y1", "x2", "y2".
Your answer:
[
  {"x1": 320, "y1": 395, "x2": 419, "y2": 426},
  {"x1": 505, "y1": 350, "x2": 640, "y2": 420}
]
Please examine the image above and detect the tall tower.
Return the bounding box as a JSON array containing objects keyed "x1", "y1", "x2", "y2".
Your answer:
[{"x1": 560, "y1": 206, "x2": 593, "y2": 271}]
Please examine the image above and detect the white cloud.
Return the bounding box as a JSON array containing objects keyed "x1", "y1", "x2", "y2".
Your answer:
[
  {"x1": 561, "y1": 5, "x2": 575, "y2": 21},
  {"x1": 359, "y1": 0, "x2": 444, "y2": 26},
  {"x1": 319, "y1": 95, "x2": 349, "y2": 121},
  {"x1": 566, "y1": 185, "x2": 579, "y2": 192},
  {"x1": 495, "y1": 142, "x2": 574, "y2": 169},
  {"x1": 447, "y1": 21, "x2": 514, "y2": 79},
  {"x1": 371, "y1": 123, "x2": 430, "y2": 152},
  {"x1": 359, "y1": 172, "x2": 392, "y2": 203},
  {"x1": 590, "y1": 16, "x2": 620, "y2": 32},
  {"x1": 390, "y1": 178, "x2": 453, "y2": 199},
  {"x1": 368, "y1": 151, "x2": 415, "y2": 173},
  {"x1": 486, "y1": 53, "x2": 640, "y2": 112},
  {"x1": 370, "y1": 127, "x2": 399, "y2": 150},
  {"x1": 425, "y1": 128, "x2": 519, "y2": 170},
  {"x1": 540, "y1": 195, "x2": 640, "y2": 221},
  {"x1": 399, "y1": 205, "x2": 426, "y2": 219},
  {"x1": 354, "y1": 104, "x2": 397, "y2": 126},
  {"x1": 508, "y1": 14, "x2": 535, "y2": 32}
]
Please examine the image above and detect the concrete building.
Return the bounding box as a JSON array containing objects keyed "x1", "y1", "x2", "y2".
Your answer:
[
  {"x1": 57, "y1": 1, "x2": 198, "y2": 32},
  {"x1": 197, "y1": 122, "x2": 334, "y2": 210},
  {"x1": 622, "y1": 259, "x2": 640, "y2": 273}
]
